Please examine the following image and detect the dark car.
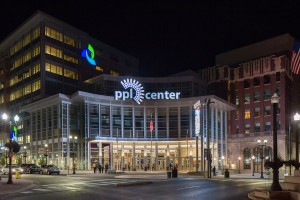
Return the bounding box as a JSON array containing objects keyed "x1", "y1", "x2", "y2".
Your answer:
[
  {"x1": 21, "y1": 163, "x2": 42, "y2": 174},
  {"x1": 40, "y1": 164, "x2": 60, "y2": 175}
]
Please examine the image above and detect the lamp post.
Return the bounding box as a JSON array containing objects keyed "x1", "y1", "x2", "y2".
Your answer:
[
  {"x1": 270, "y1": 92, "x2": 282, "y2": 191},
  {"x1": 69, "y1": 135, "x2": 77, "y2": 174},
  {"x1": 222, "y1": 156, "x2": 225, "y2": 174},
  {"x1": 2, "y1": 113, "x2": 13, "y2": 184},
  {"x1": 252, "y1": 155, "x2": 255, "y2": 176},
  {"x1": 24, "y1": 146, "x2": 27, "y2": 164},
  {"x1": 257, "y1": 139, "x2": 267, "y2": 178},
  {"x1": 294, "y1": 112, "x2": 300, "y2": 170},
  {"x1": 44, "y1": 144, "x2": 48, "y2": 165},
  {"x1": 206, "y1": 99, "x2": 215, "y2": 178},
  {"x1": 238, "y1": 156, "x2": 241, "y2": 174}
]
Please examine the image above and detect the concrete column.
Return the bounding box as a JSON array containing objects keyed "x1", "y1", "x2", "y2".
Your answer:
[
  {"x1": 121, "y1": 143, "x2": 124, "y2": 169},
  {"x1": 110, "y1": 142, "x2": 113, "y2": 170},
  {"x1": 166, "y1": 144, "x2": 170, "y2": 170},
  {"x1": 132, "y1": 142, "x2": 136, "y2": 170},
  {"x1": 178, "y1": 142, "x2": 182, "y2": 170},
  {"x1": 99, "y1": 142, "x2": 102, "y2": 165},
  {"x1": 155, "y1": 143, "x2": 158, "y2": 171},
  {"x1": 189, "y1": 143, "x2": 193, "y2": 172}
]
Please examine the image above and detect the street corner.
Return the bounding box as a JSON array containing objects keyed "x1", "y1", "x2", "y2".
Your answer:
[{"x1": 0, "y1": 178, "x2": 36, "y2": 196}]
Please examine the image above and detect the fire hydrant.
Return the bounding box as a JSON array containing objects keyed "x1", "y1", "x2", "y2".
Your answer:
[{"x1": 16, "y1": 171, "x2": 21, "y2": 179}]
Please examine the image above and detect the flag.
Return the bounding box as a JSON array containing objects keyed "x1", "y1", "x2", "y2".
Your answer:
[
  {"x1": 150, "y1": 120, "x2": 154, "y2": 132},
  {"x1": 291, "y1": 41, "x2": 300, "y2": 74}
]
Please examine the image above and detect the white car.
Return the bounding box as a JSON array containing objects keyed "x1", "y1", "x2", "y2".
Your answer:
[{"x1": 1, "y1": 164, "x2": 23, "y2": 174}]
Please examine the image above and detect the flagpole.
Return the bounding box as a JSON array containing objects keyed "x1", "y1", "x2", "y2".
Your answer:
[
  {"x1": 150, "y1": 113, "x2": 153, "y2": 172},
  {"x1": 187, "y1": 129, "x2": 188, "y2": 172}
]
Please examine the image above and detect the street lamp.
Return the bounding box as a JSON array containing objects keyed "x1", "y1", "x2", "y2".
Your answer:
[
  {"x1": 270, "y1": 92, "x2": 282, "y2": 191},
  {"x1": 69, "y1": 135, "x2": 77, "y2": 174},
  {"x1": 238, "y1": 156, "x2": 241, "y2": 174},
  {"x1": 44, "y1": 144, "x2": 48, "y2": 164},
  {"x1": 294, "y1": 112, "x2": 300, "y2": 170},
  {"x1": 252, "y1": 155, "x2": 255, "y2": 176},
  {"x1": 257, "y1": 139, "x2": 267, "y2": 178},
  {"x1": 23, "y1": 146, "x2": 27, "y2": 164}
]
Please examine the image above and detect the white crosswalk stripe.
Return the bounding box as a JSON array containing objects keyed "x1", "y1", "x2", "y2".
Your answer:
[{"x1": 20, "y1": 179, "x2": 151, "y2": 194}]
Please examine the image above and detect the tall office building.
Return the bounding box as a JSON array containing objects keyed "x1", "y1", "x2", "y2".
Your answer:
[{"x1": 0, "y1": 11, "x2": 139, "y2": 145}]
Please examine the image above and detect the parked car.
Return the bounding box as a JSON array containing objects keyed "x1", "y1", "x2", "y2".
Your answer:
[
  {"x1": 1, "y1": 164, "x2": 23, "y2": 174},
  {"x1": 21, "y1": 163, "x2": 42, "y2": 174},
  {"x1": 40, "y1": 164, "x2": 60, "y2": 175}
]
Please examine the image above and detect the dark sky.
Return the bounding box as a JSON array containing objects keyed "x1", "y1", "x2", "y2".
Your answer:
[{"x1": 0, "y1": 1, "x2": 300, "y2": 77}]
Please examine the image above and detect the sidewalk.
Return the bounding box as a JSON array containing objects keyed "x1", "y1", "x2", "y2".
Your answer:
[{"x1": 0, "y1": 177, "x2": 36, "y2": 196}]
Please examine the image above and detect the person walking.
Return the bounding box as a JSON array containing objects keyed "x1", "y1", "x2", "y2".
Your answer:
[
  {"x1": 92, "y1": 163, "x2": 97, "y2": 173},
  {"x1": 213, "y1": 166, "x2": 216, "y2": 176},
  {"x1": 105, "y1": 163, "x2": 109, "y2": 173},
  {"x1": 101, "y1": 164, "x2": 104, "y2": 173},
  {"x1": 98, "y1": 163, "x2": 102, "y2": 173}
]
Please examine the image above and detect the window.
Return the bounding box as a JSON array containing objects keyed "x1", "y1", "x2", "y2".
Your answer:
[
  {"x1": 235, "y1": 125, "x2": 239, "y2": 134},
  {"x1": 254, "y1": 108, "x2": 260, "y2": 117},
  {"x1": 235, "y1": 111, "x2": 239, "y2": 119},
  {"x1": 235, "y1": 96, "x2": 239, "y2": 106},
  {"x1": 45, "y1": 26, "x2": 63, "y2": 42},
  {"x1": 254, "y1": 123, "x2": 260, "y2": 132},
  {"x1": 264, "y1": 106, "x2": 271, "y2": 116},
  {"x1": 264, "y1": 75, "x2": 270, "y2": 84},
  {"x1": 244, "y1": 93, "x2": 250, "y2": 104},
  {"x1": 253, "y1": 78, "x2": 260, "y2": 87},
  {"x1": 244, "y1": 110, "x2": 250, "y2": 119},
  {"x1": 276, "y1": 72, "x2": 280, "y2": 82},
  {"x1": 244, "y1": 80, "x2": 250, "y2": 88},
  {"x1": 253, "y1": 92, "x2": 260, "y2": 102},
  {"x1": 264, "y1": 122, "x2": 271, "y2": 131},
  {"x1": 245, "y1": 124, "x2": 250, "y2": 134},
  {"x1": 264, "y1": 90, "x2": 270, "y2": 100},
  {"x1": 243, "y1": 148, "x2": 251, "y2": 169},
  {"x1": 45, "y1": 45, "x2": 62, "y2": 58}
]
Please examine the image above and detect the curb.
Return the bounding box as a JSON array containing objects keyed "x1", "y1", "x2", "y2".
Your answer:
[{"x1": 115, "y1": 181, "x2": 153, "y2": 187}]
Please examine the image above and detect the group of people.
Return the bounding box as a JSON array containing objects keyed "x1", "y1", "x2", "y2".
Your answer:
[{"x1": 92, "y1": 162, "x2": 109, "y2": 173}]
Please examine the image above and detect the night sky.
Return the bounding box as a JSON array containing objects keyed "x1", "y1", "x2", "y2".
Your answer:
[{"x1": 1, "y1": 1, "x2": 300, "y2": 77}]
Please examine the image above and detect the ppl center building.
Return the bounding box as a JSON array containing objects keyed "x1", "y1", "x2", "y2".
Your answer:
[{"x1": 0, "y1": 11, "x2": 299, "y2": 175}]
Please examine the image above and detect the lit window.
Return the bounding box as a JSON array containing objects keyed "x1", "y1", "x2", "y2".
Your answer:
[{"x1": 245, "y1": 110, "x2": 250, "y2": 119}]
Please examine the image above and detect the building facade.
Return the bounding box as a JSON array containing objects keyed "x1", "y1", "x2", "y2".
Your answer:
[
  {"x1": 20, "y1": 75, "x2": 235, "y2": 172},
  {"x1": 199, "y1": 33, "x2": 300, "y2": 175},
  {"x1": 0, "y1": 11, "x2": 139, "y2": 146}
]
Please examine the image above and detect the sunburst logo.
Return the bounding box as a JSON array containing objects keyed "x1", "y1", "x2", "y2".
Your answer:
[
  {"x1": 81, "y1": 44, "x2": 96, "y2": 65},
  {"x1": 120, "y1": 79, "x2": 144, "y2": 104}
]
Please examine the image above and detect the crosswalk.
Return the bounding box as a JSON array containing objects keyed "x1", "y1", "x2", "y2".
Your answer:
[
  {"x1": 211, "y1": 178, "x2": 274, "y2": 187},
  {"x1": 20, "y1": 178, "x2": 149, "y2": 194}
]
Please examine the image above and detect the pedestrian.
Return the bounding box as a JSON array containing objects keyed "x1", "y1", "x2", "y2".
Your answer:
[
  {"x1": 96, "y1": 162, "x2": 100, "y2": 173},
  {"x1": 105, "y1": 163, "x2": 109, "y2": 173},
  {"x1": 213, "y1": 166, "x2": 216, "y2": 176},
  {"x1": 101, "y1": 164, "x2": 104, "y2": 173},
  {"x1": 92, "y1": 163, "x2": 97, "y2": 173},
  {"x1": 98, "y1": 163, "x2": 102, "y2": 173}
]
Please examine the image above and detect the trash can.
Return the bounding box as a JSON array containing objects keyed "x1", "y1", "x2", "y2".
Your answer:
[
  {"x1": 224, "y1": 169, "x2": 229, "y2": 178},
  {"x1": 167, "y1": 171, "x2": 172, "y2": 178}
]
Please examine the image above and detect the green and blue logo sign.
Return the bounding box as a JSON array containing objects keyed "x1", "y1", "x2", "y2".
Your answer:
[
  {"x1": 81, "y1": 44, "x2": 96, "y2": 65},
  {"x1": 10, "y1": 125, "x2": 17, "y2": 141}
]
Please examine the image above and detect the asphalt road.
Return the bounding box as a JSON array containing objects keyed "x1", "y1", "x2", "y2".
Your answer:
[{"x1": 2, "y1": 174, "x2": 271, "y2": 200}]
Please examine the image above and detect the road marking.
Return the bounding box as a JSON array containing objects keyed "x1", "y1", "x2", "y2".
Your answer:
[
  {"x1": 176, "y1": 186, "x2": 201, "y2": 190},
  {"x1": 21, "y1": 191, "x2": 33, "y2": 194}
]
